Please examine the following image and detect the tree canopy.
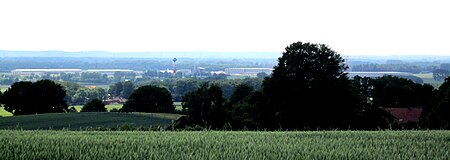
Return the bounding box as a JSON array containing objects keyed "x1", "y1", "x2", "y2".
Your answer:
[
  {"x1": 262, "y1": 41, "x2": 359, "y2": 129},
  {"x1": 81, "y1": 98, "x2": 107, "y2": 112},
  {"x1": 3, "y1": 80, "x2": 68, "y2": 115},
  {"x1": 109, "y1": 81, "x2": 134, "y2": 99},
  {"x1": 122, "y1": 85, "x2": 174, "y2": 113},
  {"x1": 182, "y1": 82, "x2": 225, "y2": 128}
]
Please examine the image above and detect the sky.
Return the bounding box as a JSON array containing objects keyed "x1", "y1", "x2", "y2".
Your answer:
[{"x1": 0, "y1": 0, "x2": 449, "y2": 56}]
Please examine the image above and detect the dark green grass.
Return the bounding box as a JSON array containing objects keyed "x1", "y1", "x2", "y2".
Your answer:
[
  {"x1": 0, "y1": 112, "x2": 181, "y2": 130},
  {"x1": 0, "y1": 130, "x2": 448, "y2": 159}
]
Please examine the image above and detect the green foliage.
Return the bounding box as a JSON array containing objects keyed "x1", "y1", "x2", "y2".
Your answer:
[
  {"x1": 108, "y1": 81, "x2": 134, "y2": 99},
  {"x1": 182, "y1": 82, "x2": 226, "y2": 128},
  {"x1": 122, "y1": 85, "x2": 174, "y2": 113},
  {"x1": 262, "y1": 41, "x2": 359, "y2": 129},
  {"x1": 228, "y1": 84, "x2": 254, "y2": 106},
  {"x1": 0, "y1": 131, "x2": 448, "y2": 159},
  {"x1": 81, "y1": 99, "x2": 107, "y2": 112},
  {"x1": 3, "y1": 80, "x2": 68, "y2": 115},
  {"x1": 58, "y1": 81, "x2": 107, "y2": 105}
]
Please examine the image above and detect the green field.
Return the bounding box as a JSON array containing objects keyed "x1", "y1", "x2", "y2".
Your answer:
[
  {"x1": 0, "y1": 130, "x2": 448, "y2": 159},
  {"x1": 414, "y1": 73, "x2": 444, "y2": 88},
  {"x1": 0, "y1": 112, "x2": 181, "y2": 130},
  {"x1": 0, "y1": 107, "x2": 13, "y2": 117},
  {"x1": 174, "y1": 102, "x2": 182, "y2": 110},
  {"x1": 0, "y1": 85, "x2": 8, "y2": 92}
]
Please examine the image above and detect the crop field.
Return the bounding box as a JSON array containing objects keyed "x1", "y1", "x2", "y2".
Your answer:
[
  {"x1": 0, "y1": 112, "x2": 181, "y2": 130},
  {"x1": 0, "y1": 130, "x2": 448, "y2": 159}
]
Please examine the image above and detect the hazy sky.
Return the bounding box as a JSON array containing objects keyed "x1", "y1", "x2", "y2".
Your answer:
[{"x1": 0, "y1": 0, "x2": 449, "y2": 56}]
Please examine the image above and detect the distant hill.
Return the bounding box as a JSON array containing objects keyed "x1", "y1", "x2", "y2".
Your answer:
[{"x1": 0, "y1": 112, "x2": 181, "y2": 130}]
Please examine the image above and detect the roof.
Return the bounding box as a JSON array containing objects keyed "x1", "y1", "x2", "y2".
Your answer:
[{"x1": 383, "y1": 107, "x2": 423, "y2": 123}]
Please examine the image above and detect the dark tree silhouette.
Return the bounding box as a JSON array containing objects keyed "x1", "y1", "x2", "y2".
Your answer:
[
  {"x1": 424, "y1": 77, "x2": 450, "y2": 129},
  {"x1": 370, "y1": 75, "x2": 434, "y2": 108},
  {"x1": 262, "y1": 41, "x2": 359, "y2": 129},
  {"x1": 3, "y1": 80, "x2": 68, "y2": 115},
  {"x1": 122, "y1": 85, "x2": 174, "y2": 113},
  {"x1": 81, "y1": 98, "x2": 107, "y2": 112},
  {"x1": 182, "y1": 82, "x2": 225, "y2": 128},
  {"x1": 0, "y1": 91, "x2": 4, "y2": 106},
  {"x1": 228, "y1": 84, "x2": 254, "y2": 106}
]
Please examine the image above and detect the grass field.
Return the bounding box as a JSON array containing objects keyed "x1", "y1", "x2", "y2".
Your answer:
[
  {"x1": 0, "y1": 130, "x2": 448, "y2": 159},
  {"x1": 0, "y1": 85, "x2": 9, "y2": 92},
  {"x1": 0, "y1": 112, "x2": 181, "y2": 130},
  {"x1": 413, "y1": 73, "x2": 444, "y2": 88},
  {"x1": 0, "y1": 107, "x2": 13, "y2": 117}
]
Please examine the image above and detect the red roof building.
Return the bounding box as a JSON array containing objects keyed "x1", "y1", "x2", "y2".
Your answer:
[{"x1": 382, "y1": 107, "x2": 423, "y2": 123}]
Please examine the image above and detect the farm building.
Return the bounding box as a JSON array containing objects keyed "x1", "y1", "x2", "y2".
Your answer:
[
  {"x1": 84, "y1": 69, "x2": 134, "y2": 75},
  {"x1": 382, "y1": 107, "x2": 423, "y2": 124},
  {"x1": 104, "y1": 97, "x2": 127, "y2": 105}
]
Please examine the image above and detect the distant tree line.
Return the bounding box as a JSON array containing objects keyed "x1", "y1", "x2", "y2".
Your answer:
[
  {"x1": 351, "y1": 63, "x2": 437, "y2": 73},
  {"x1": 0, "y1": 57, "x2": 275, "y2": 72}
]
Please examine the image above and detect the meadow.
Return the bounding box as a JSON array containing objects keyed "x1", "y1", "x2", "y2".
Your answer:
[
  {"x1": 0, "y1": 130, "x2": 448, "y2": 159},
  {"x1": 413, "y1": 73, "x2": 443, "y2": 88},
  {"x1": 0, "y1": 112, "x2": 181, "y2": 130}
]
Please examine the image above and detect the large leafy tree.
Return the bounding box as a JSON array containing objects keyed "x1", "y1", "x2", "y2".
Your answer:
[
  {"x1": 81, "y1": 98, "x2": 107, "y2": 112},
  {"x1": 182, "y1": 82, "x2": 225, "y2": 128},
  {"x1": 108, "y1": 81, "x2": 134, "y2": 99},
  {"x1": 122, "y1": 85, "x2": 174, "y2": 113},
  {"x1": 3, "y1": 80, "x2": 68, "y2": 115},
  {"x1": 262, "y1": 41, "x2": 359, "y2": 129}
]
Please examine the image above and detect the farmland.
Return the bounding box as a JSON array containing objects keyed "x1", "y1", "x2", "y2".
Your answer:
[
  {"x1": 0, "y1": 112, "x2": 181, "y2": 130},
  {"x1": 0, "y1": 130, "x2": 448, "y2": 159}
]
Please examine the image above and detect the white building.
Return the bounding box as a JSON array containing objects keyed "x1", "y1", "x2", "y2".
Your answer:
[
  {"x1": 84, "y1": 69, "x2": 134, "y2": 75},
  {"x1": 11, "y1": 69, "x2": 82, "y2": 76}
]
